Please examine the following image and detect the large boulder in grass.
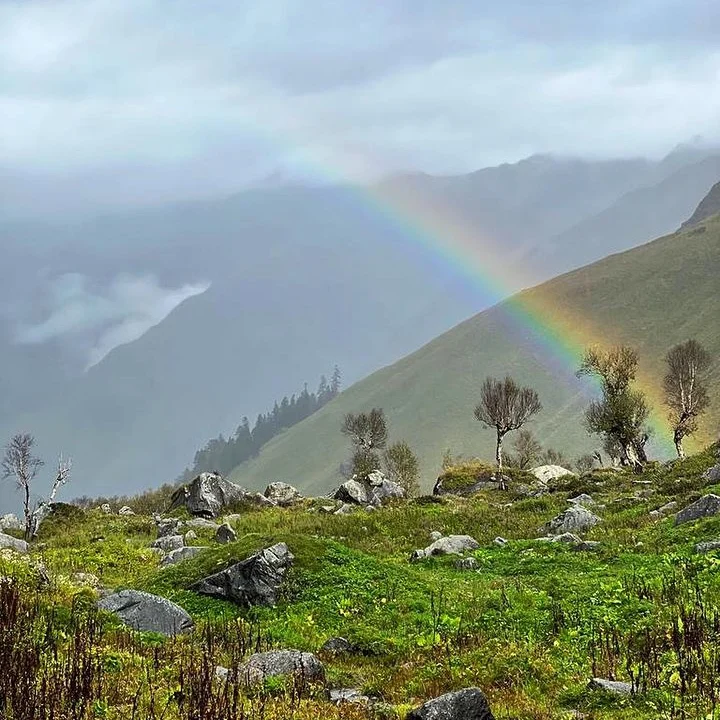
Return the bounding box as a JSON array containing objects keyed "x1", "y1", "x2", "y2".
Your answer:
[
  {"x1": 191, "y1": 542, "x2": 293, "y2": 607},
  {"x1": 407, "y1": 688, "x2": 495, "y2": 720},
  {"x1": 264, "y1": 482, "x2": 303, "y2": 506},
  {"x1": 169, "y1": 472, "x2": 251, "y2": 518},
  {"x1": 0, "y1": 532, "x2": 28, "y2": 554},
  {"x1": 675, "y1": 494, "x2": 720, "y2": 525},
  {"x1": 531, "y1": 465, "x2": 576, "y2": 483},
  {"x1": 97, "y1": 589, "x2": 193, "y2": 636},
  {"x1": 333, "y1": 472, "x2": 404, "y2": 506},
  {"x1": 0, "y1": 514, "x2": 23, "y2": 532},
  {"x1": 703, "y1": 464, "x2": 720, "y2": 484},
  {"x1": 410, "y1": 534, "x2": 480, "y2": 561},
  {"x1": 161, "y1": 546, "x2": 208, "y2": 566},
  {"x1": 544, "y1": 505, "x2": 600, "y2": 536},
  {"x1": 238, "y1": 650, "x2": 325, "y2": 694}
]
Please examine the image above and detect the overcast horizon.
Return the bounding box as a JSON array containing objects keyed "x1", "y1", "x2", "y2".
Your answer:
[{"x1": 2, "y1": 0, "x2": 720, "y2": 213}]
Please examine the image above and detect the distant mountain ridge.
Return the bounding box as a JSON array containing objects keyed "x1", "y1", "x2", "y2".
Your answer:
[{"x1": 682, "y1": 180, "x2": 720, "y2": 228}]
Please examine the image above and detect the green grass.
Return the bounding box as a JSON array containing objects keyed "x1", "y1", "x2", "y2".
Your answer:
[
  {"x1": 10, "y1": 442, "x2": 719, "y2": 718},
  {"x1": 230, "y1": 215, "x2": 720, "y2": 497}
]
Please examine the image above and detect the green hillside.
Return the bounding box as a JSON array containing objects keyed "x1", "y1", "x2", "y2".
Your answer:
[{"x1": 231, "y1": 214, "x2": 720, "y2": 495}]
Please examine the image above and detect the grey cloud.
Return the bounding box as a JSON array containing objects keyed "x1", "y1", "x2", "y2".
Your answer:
[{"x1": 16, "y1": 273, "x2": 210, "y2": 368}]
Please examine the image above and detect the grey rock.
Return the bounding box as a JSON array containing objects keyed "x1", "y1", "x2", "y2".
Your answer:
[
  {"x1": 334, "y1": 479, "x2": 369, "y2": 505},
  {"x1": 702, "y1": 465, "x2": 720, "y2": 483},
  {"x1": 430, "y1": 531, "x2": 443, "y2": 542},
  {"x1": 695, "y1": 540, "x2": 720, "y2": 554},
  {"x1": 250, "y1": 492, "x2": 277, "y2": 508},
  {"x1": 675, "y1": 495, "x2": 720, "y2": 525},
  {"x1": 330, "y1": 688, "x2": 370, "y2": 705},
  {"x1": 238, "y1": 650, "x2": 325, "y2": 693},
  {"x1": 411, "y1": 534, "x2": 480, "y2": 561},
  {"x1": 118, "y1": 506, "x2": 135, "y2": 516},
  {"x1": 264, "y1": 482, "x2": 303, "y2": 506},
  {"x1": 184, "y1": 530, "x2": 197, "y2": 542},
  {"x1": 215, "y1": 523, "x2": 237, "y2": 544},
  {"x1": 649, "y1": 501, "x2": 678, "y2": 519},
  {"x1": 531, "y1": 465, "x2": 576, "y2": 483},
  {"x1": 407, "y1": 687, "x2": 495, "y2": 720},
  {"x1": 494, "y1": 537, "x2": 508, "y2": 547},
  {"x1": 433, "y1": 477, "x2": 502, "y2": 497},
  {"x1": 191, "y1": 542, "x2": 293, "y2": 607},
  {"x1": 574, "y1": 540, "x2": 601, "y2": 551},
  {"x1": 161, "y1": 546, "x2": 208, "y2": 566},
  {"x1": 568, "y1": 494, "x2": 595, "y2": 507},
  {"x1": 0, "y1": 532, "x2": 29, "y2": 554},
  {"x1": 455, "y1": 557, "x2": 479, "y2": 571},
  {"x1": 334, "y1": 473, "x2": 404, "y2": 506},
  {"x1": 156, "y1": 517, "x2": 184, "y2": 538},
  {"x1": 97, "y1": 589, "x2": 193, "y2": 636},
  {"x1": 319, "y1": 505, "x2": 338, "y2": 514},
  {"x1": 545, "y1": 506, "x2": 600, "y2": 535},
  {"x1": 72, "y1": 572, "x2": 101, "y2": 588},
  {"x1": 321, "y1": 636, "x2": 356, "y2": 654},
  {"x1": 152, "y1": 535, "x2": 184, "y2": 553},
  {"x1": 0, "y1": 513, "x2": 23, "y2": 532},
  {"x1": 587, "y1": 678, "x2": 633, "y2": 695},
  {"x1": 551, "y1": 532, "x2": 582, "y2": 544},
  {"x1": 100, "y1": 503, "x2": 113, "y2": 515},
  {"x1": 215, "y1": 666, "x2": 230, "y2": 682},
  {"x1": 169, "y1": 472, "x2": 251, "y2": 518},
  {"x1": 185, "y1": 517, "x2": 221, "y2": 531},
  {"x1": 334, "y1": 503, "x2": 356, "y2": 515}
]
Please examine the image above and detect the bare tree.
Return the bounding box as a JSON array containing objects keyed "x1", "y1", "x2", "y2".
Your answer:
[
  {"x1": 663, "y1": 339, "x2": 711, "y2": 459},
  {"x1": 509, "y1": 429, "x2": 542, "y2": 470},
  {"x1": 2, "y1": 434, "x2": 44, "y2": 540},
  {"x1": 383, "y1": 441, "x2": 420, "y2": 497},
  {"x1": 474, "y1": 376, "x2": 542, "y2": 481},
  {"x1": 577, "y1": 346, "x2": 650, "y2": 469},
  {"x1": 2, "y1": 435, "x2": 72, "y2": 539},
  {"x1": 341, "y1": 409, "x2": 388, "y2": 477}
]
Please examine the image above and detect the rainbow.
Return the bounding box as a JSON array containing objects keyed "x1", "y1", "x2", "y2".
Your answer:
[{"x1": 236, "y1": 114, "x2": 674, "y2": 452}]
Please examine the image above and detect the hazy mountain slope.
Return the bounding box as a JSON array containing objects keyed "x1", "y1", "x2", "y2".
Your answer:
[
  {"x1": 533, "y1": 155, "x2": 720, "y2": 275},
  {"x1": 1, "y1": 151, "x2": 717, "y2": 508},
  {"x1": 231, "y1": 213, "x2": 720, "y2": 495},
  {"x1": 682, "y1": 180, "x2": 720, "y2": 228}
]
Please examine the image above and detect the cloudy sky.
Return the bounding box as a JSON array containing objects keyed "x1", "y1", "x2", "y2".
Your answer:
[{"x1": 2, "y1": 0, "x2": 720, "y2": 203}]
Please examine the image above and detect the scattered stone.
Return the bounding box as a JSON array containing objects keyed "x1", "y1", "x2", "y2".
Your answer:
[
  {"x1": 152, "y1": 535, "x2": 184, "y2": 553},
  {"x1": 184, "y1": 530, "x2": 197, "y2": 542},
  {"x1": 334, "y1": 503, "x2": 356, "y2": 515},
  {"x1": 649, "y1": 501, "x2": 677, "y2": 519},
  {"x1": 430, "y1": 531, "x2": 443, "y2": 542},
  {"x1": 695, "y1": 540, "x2": 720, "y2": 554},
  {"x1": 156, "y1": 517, "x2": 183, "y2": 538},
  {"x1": 544, "y1": 506, "x2": 600, "y2": 536},
  {"x1": 118, "y1": 506, "x2": 135, "y2": 516},
  {"x1": 169, "y1": 472, "x2": 252, "y2": 518},
  {"x1": 455, "y1": 557, "x2": 479, "y2": 571},
  {"x1": 703, "y1": 464, "x2": 720, "y2": 483},
  {"x1": 215, "y1": 522, "x2": 237, "y2": 544},
  {"x1": 407, "y1": 687, "x2": 495, "y2": 720},
  {"x1": 71, "y1": 572, "x2": 101, "y2": 588},
  {"x1": 264, "y1": 482, "x2": 303, "y2": 506},
  {"x1": 100, "y1": 503, "x2": 113, "y2": 515},
  {"x1": 250, "y1": 492, "x2": 277, "y2": 508},
  {"x1": 318, "y1": 505, "x2": 338, "y2": 514},
  {"x1": 333, "y1": 472, "x2": 404, "y2": 506},
  {"x1": 330, "y1": 688, "x2": 370, "y2": 705},
  {"x1": 411, "y1": 534, "x2": 480, "y2": 561},
  {"x1": 675, "y1": 495, "x2": 720, "y2": 525},
  {"x1": 321, "y1": 637, "x2": 356, "y2": 654},
  {"x1": 97, "y1": 589, "x2": 193, "y2": 636},
  {"x1": 238, "y1": 650, "x2": 325, "y2": 693},
  {"x1": 0, "y1": 532, "x2": 28, "y2": 554},
  {"x1": 531, "y1": 465, "x2": 576, "y2": 483},
  {"x1": 587, "y1": 678, "x2": 633, "y2": 695},
  {"x1": 215, "y1": 666, "x2": 230, "y2": 682},
  {"x1": 185, "y1": 518, "x2": 221, "y2": 531},
  {"x1": 191, "y1": 542, "x2": 293, "y2": 607},
  {"x1": 161, "y1": 546, "x2": 208, "y2": 566},
  {"x1": 494, "y1": 536, "x2": 508, "y2": 547},
  {"x1": 568, "y1": 494, "x2": 595, "y2": 507},
  {"x1": 0, "y1": 513, "x2": 23, "y2": 532},
  {"x1": 550, "y1": 532, "x2": 582, "y2": 544}
]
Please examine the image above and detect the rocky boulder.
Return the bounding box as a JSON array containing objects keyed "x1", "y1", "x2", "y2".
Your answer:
[
  {"x1": 333, "y1": 472, "x2": 404, "y2": 506},
  {"x1": 0, "y1": 513, "x2": 23, "y2": 532},
  {"x1": 0, "y1": 532, "x2": 28, "y2": 554},
  {"x1": 531, "y1": 465, "x2": 576, "y2": 483},
  {"x1": 152, "y1": 535, "x2": 184, "y2": 553},
  {"x1": 161, "y1": 546, "x2": 208, "y2": 566},
  {"x1": 156, "y1": 517, "x2": 184, "y2": 538},
  {"x1": 587, "y1": 678, "x2": 633, "y2": 695},
  {"x1": 407, "y1": 688, "x2": 495, "y2": 720},
  {"x1": 411, "y1": 534, "x2": 479, "y2": 561},
  {"x1": 169, "y1": 472, "x2": 251, "y2": 518},
  {"x1": 703, "y1": 464, "x2": 720, "y2": 484},
  {"x1": 264, "y1": 482, "x2": 303, "y2": 506},
  {"x1": 191, "y1": 542, "x2": 293, "y2": 607},
  {"x1": 215, "y1": 523, "x2": 237, "y2": 544},
  {"x1": 238, "y1": 650, "x2": 325, "y2": 693},
  {"x1": 695, "y1": 540, "x2": 720, "y2": 554},
  {"x1": 675, "y1": 495, "x2": 720, "y2": 525},
  {"x1": 97, "y1": 589, "x2": 193, "y2": 636},
  {"x1": 567, "y1": 494, "x2": 595, "y2": 507},
  {"x1": 544, "y1": 506, "x2": 600, "y2": 536}
]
